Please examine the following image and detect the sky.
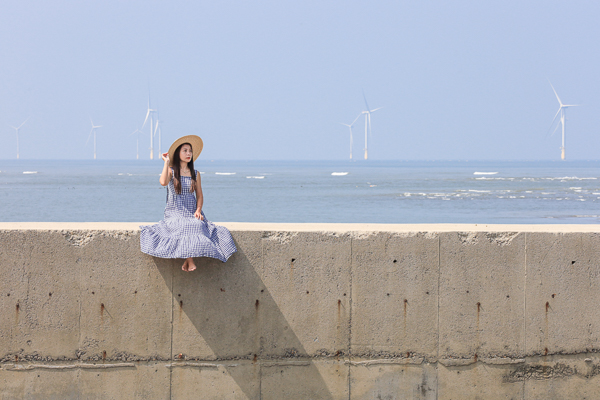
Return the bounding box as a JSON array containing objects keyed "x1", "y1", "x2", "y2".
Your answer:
[{"x1": 1, "y1": 0, "x2": 599, "y2": 161}]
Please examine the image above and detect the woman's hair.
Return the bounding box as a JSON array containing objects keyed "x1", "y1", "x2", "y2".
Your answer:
[{"x1": 171, "y1": 142, "x2": 197, "y2": 195}]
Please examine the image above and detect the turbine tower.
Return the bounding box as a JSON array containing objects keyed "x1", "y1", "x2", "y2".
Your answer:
[
  {"x1": 87, "y1": 118, "x2": 102, "y2": 159},
  {"x1": 154, "y1": 109, "x2": 162, "y2": 156},
  {"x1": 10, "y1": 117, "x2": 30, "y2": 159},
  {"x1": 142, "y1": 96, "x2": 157, "y2": 159},
  {"x1": 131, "y1": 127, "x2": 143, "y2": 160},
  {"x1": 340, "y1": 113, "x2": 361, "y2": 159},
  {"x1": 361, "y1": 92, "x2": 382, "y2": 160},
  {"x1": 549, "y1": 82, "x2": 579, "y2": 160}
]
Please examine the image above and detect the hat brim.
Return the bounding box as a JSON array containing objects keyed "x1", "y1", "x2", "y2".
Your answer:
[{"x1": 167, "y1": 135, "x2": 204, "y2": 166}]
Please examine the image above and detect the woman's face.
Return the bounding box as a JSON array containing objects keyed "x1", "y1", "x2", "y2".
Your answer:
[{"x1": 179, "y1": 144, "x2": 193, "y2": 163}]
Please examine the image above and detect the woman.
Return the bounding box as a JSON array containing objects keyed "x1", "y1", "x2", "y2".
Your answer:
[{"x1": 140, "y1": 135, "x2": 237, "y2": 271}]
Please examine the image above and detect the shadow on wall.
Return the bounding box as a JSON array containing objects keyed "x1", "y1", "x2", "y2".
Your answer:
[{"x1": 155, "y1": 231, "x2": 336, "y2": 399}]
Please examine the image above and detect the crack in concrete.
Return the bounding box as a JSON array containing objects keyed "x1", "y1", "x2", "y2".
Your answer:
[
  {"x1": 503, "y1": 361, "x2": 600, "y2": 382},
  {"x1": 3, "y1": 362, "x2": 136, "y2": 371}
]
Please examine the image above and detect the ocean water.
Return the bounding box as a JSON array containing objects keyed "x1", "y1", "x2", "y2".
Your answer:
[{"x1": 1, "y1": 159, "x2": 599, "y2": 224}]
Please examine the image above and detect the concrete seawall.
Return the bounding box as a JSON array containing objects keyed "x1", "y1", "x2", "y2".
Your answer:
[{"x1": 1, "y1": 223, "x2": 600, "y2": 399}]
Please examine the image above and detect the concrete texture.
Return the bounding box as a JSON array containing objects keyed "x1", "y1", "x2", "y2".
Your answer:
[
  {"x1": 2, "y1": 224, "x2": 600, "y2": 399},
  {"x1": 170, "y1": 361, "x2": 260, "y2": 400},
  {"x1": 349, "y1": 362, "x2": 437, "y2": 400},
  {"x1": 525, "y1": 233, "x2": 600, "y2": 356},
  {"x1": 351, "y1": 232, "x2": 439, "y2": 360},
  {"x1": 439, "y1": 232, "x2": 526, "y2": 360}
]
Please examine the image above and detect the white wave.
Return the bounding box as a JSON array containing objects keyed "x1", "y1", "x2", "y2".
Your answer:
[
  {"x1": 118, "y1": 173, "x2": 124, "y2": 175},
  {"x1": 23, "y1": 171, "x2": 38, "y2": 174},
  {"x1": 246, "y1": 176, "x2": 265, "y2": 179},
  {"x1": 473, "y1": 172, "x2": 498, "y2": 175},
  {"x1": 215, "y1": 172, "x2": 236, "y2": 175},
  {"x1": 331, "y1": 172, "x2": 349, "y2": 176},
  {"x1": 468, "y1": 190, "x2": 490, "y2": 193},
  {"x1": 545, "y1": 177, "x2": 597, "y2": 181}
]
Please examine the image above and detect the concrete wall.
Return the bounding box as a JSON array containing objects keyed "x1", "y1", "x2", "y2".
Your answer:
[{"x1": 1, "y1": 223, "x2": 600, "y2": 399}]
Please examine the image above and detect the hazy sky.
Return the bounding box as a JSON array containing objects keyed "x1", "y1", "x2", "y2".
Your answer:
[{"x1": 1, "y1": 0, "x2": 599, "y2": 161}]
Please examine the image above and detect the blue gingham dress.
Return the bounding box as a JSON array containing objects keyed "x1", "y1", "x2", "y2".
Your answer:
[{"x1": 140, "y1": 170, "x2": 237, "y2": 262}]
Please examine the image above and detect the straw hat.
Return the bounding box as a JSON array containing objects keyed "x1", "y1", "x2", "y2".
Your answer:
[{"x1": 166, "y1": 135, "x2": 203, "y2": 166}]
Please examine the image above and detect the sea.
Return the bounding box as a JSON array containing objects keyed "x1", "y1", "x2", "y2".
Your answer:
[{"x1": 1, "y1": 160, "x2": 599, "y2": 224}]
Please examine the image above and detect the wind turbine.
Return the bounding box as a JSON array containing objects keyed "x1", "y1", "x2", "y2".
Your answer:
[
  {"x1": 154, "y1": 109, "x2": 162, "y2": 156},
  {"x1": 142, "y1": 97, "x2": 157, "y2": 160},
  {"x1": 340, "y1": 113, "x2": 362, "y2": 159},
  {"x1": 87, "y1": 118, "x2": 102, "y2": 159},
  {"x1": 361, "y1": 92, "x2": 383, "y2": 160},
  {"x1": 10, "y1": 117, "x2": 30, "y2": 159},
  {"x1": 131, "y1": 127, "x2": 143, "y2": 160},
  {"x1": 549, "y1": 82, "x2": 579, "y2": 160}
]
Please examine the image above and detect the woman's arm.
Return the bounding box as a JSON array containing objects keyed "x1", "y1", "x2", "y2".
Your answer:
[
  {"x1": 194, "y1": 171, "x2": 204, "y2": 220},
  {"x1": 159, "y1": 153, "x2": 172, "y2": 186}
]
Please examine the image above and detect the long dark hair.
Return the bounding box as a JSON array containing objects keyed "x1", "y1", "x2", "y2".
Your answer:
[{"x1": 172, "y1": 142, "x2": 197, "y2": 195}]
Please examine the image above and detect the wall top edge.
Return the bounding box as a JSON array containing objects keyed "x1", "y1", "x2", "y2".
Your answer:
[{"x1": 1, "y1": 222, "x2": 600, "y2": 233}]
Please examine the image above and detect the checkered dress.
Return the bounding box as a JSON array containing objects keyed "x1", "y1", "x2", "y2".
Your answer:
[{"x1": 140, "y1": 170, "x2": 237, "y2": 262}]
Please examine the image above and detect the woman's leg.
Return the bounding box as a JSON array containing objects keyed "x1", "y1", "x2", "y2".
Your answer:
[
  {"x1": 182, "y1": 258, "x2": 189, "y2": 271},
  {"x1": 187, "y1": 257, "x2": 197, "y2": 271}
]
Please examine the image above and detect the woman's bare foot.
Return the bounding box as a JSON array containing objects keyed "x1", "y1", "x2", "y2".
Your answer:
[
  {"x1": 187, "y1": 258, "x2": 197, "y2": 272},
  {"x1": 182, "y1": 259, "x2": 189, "y2": 271}
]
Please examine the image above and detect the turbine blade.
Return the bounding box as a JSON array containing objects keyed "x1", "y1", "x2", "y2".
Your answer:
[
  {"x1": 551, "y1": 107, "x2": 561, "y2": 124},
  {"x1": 351, "y1": 113, "x2": 362, "y2": 126},
  {"x1": 550, "y1": 120, "x2": 561, "y2": 137},
  {"x1": 549, "y1": 81, "x2": 563, "y2": 106},
  {"x1": 153, "y1": 121, "x2": 159, "y2": 137},
  {"x1": 547, "y1": 108, "x2": 562, "y2": 135},
  {"x1": 370, "y1": 107, "x2": 383, "y2": 113},
  {"x1": 17, "y1": 117, "x2": 30, "y2": 130},
  {"x1": 142, "y1": 109, "x2": 151, "y2": 128},
  {"x1": 86, "y1": 128, "x2": 93, "y2": 145},
  {"x1": 362, "y1": 90, "x2": 371, "y2": 111}
]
